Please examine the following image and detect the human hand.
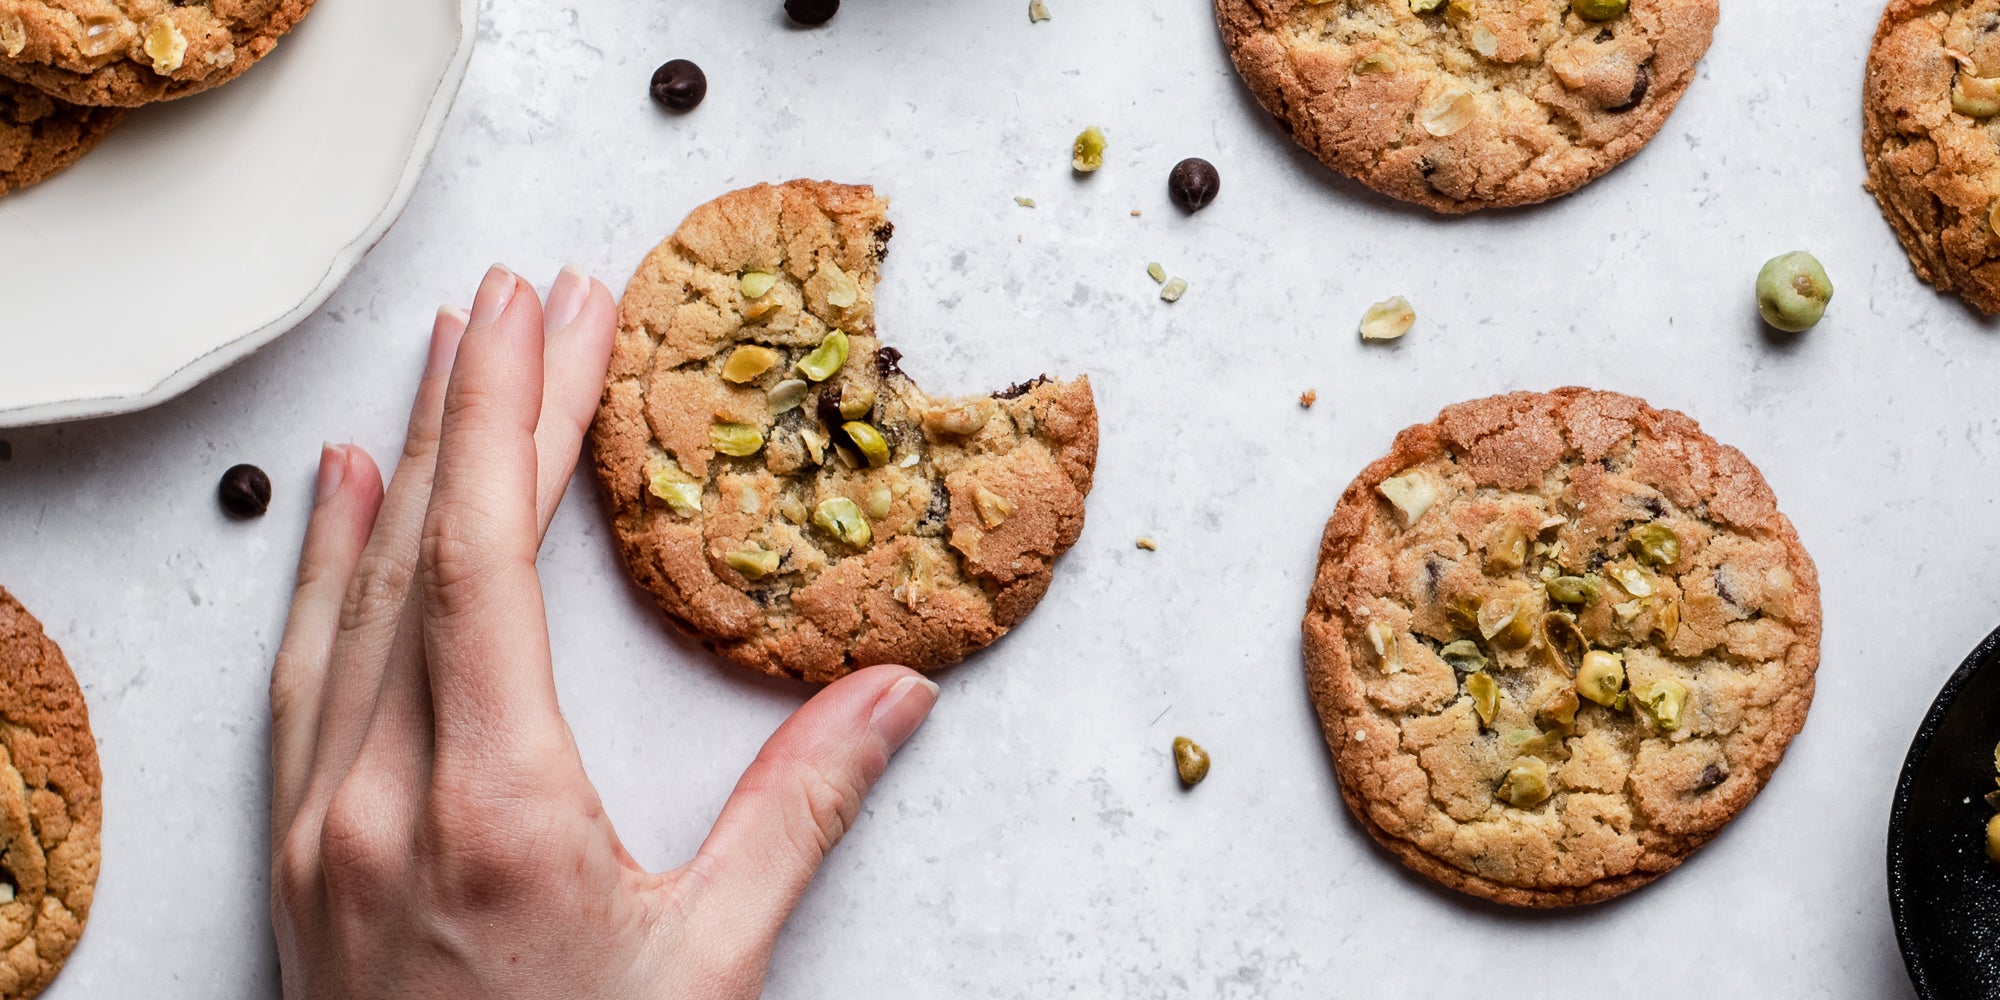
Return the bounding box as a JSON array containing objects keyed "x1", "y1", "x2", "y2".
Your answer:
[{"x1": 268, "y1": 266, "x2": 940, "y2": 998}]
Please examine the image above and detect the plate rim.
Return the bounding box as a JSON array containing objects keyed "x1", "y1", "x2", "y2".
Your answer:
[
  {"x1": 1886, "y1": 622, "x2": 2000, "y2": 999},
  {"x1": 0, "y1": 0, "x2": 481, "y2": 429}
]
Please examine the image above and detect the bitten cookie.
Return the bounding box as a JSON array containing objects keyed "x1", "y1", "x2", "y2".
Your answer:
[
  {"x1": 1864, "y1": 0, "x2": 2000, "y2": 314},
  {"x1": 1215, "y1": 0, "x2": 1716, "y2": 212},
  {"x1": 0, "y1": 76, "x2": 117, "y2": 195},
  {"x1": 0, "y1": 0, "x2": 317, "y2": 107},
  {"x1": 1302, "y1": 389, "x2": 1820, "y2": 907},
  {"x1": 0, "y1": 588, "x2": 102, "y2": 998},
  {"x1": 591, "y1": 180, "x2": 1098, "y2": 683}
]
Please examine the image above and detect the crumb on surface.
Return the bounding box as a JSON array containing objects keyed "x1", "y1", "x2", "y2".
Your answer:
[
  {"x1": 1136, "y1": 536, "x2": 1158, "y2": 551},
  {"x1": 1014, "y1": 196, "x2": 1036, "y2": 208},
  {"x1": 1300, "y1": 389, "x2": 1318, "y2": 408}
]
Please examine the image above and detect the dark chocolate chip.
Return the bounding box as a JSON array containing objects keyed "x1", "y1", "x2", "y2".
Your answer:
[
  {"x1": 994, "y1": 375, "x2": 1050, "y2": 400},
  {"x1": 1695, "y1": 764, "x2": 1727, "y2": 791},
  {"x1": 1607, "y1": 63, "x2": 1650, "y2": 113},
  {"x1": 1167, "y1": 157, "x2": 1221, "y2": 212},
  {"x1": 871, "y1": 222, "x2": 895, "y2": 262},
  {"x1": 816, "y1": 394, "x2": 858, "y2": 454},
  {"x1": 218, "y1": 464, "x2": 272, "y2": 519},
  {"x1": 919, "y1": 479, "x2": 951, "y2": 529},
  {"x1": 650, "y1": 59, "x2": 707, "y2": 113},
  {"x1": 875, "y1": 346, "x2": 905, "y2": 378},
  {"x1": 785, "y1": 0, "x2": 839, "y2": 25}
]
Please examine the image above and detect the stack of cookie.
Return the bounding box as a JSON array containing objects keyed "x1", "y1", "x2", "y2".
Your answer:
[{"x1": 0, "y1": 0, "x2": 318, "y2": 197}]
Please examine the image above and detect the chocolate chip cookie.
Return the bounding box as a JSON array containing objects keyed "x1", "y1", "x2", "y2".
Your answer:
[
  {"x1": 591, "y1": 180, "x2": 1098, "y2": 683},
  {"x1": 1864, "y1": 0, "x2": 2000, "y2": 314},
  {"x1": 1303, "y1": 389, "x2": 1820, "y2": 906},
  {"x1": 0, "y1": 76, "x2": 117, "y2": 195},
  {"x1": 1215, "y1": 0, "x2": 1717, "y2": 212},
  {"x1": 0, "y1": 588, "x2": 102, "y2": 997},
  {"x1": 0, "y1": 0, "x2": 317, "y2": 107}
]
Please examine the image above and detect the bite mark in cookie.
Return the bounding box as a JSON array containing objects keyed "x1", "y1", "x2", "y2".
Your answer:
[
  {"x1": 1864, "y1": 0, "x2": 2000, "y2": 313},
  {"x1": 1303, "y1": 389, "x2": 1820, "y2": 906},
  {"x1": 1214, "y1": 0, "x2": 1717, "y2": 212},
  {"x1": 592, "y1": 181, "x2": 1098, "y2": 683}
]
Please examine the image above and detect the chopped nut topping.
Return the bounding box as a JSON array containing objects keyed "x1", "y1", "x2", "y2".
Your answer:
[
  {"x1": 821, "y1": 262, "x2": 860, "y2": 309},
  {"x1": 1015, "y1": 196, "x2": 1037, "y2": 208},
  {"x1": 143, "y1": 15, "x2": 186, "y2": 74},
  {"x1": 1366, "y1": 621, "x2": 1400, "y2": 673},
  {"x1": 1147, "y1": 262, "x2": 1167, "y2": 284},
  {"x1": 973, "y1": 487, "x2": 1016, "y2": 529},
  {"x1": 739, "y1": 271, "x2": 779, "y2": 299},
  {"x1": 1420, "y1": 88, "x2": 1478, "y2": 137},
  {"x1": 1359, "y1": 296, "x2": 1416, "y2": 341},
  {"x1": 1376, "y1": 471, "x2": 1437, "y2": 527},
  {"x1": 1136, "y1": 536, "x2": 1158, "y2": 551},
  {"x1": 1029, "y1": 0, "x2": 1050, "y2": 21},
  {"x1": 722, "y1": 345, "x2": 781, "y2": 384},
  {"x1": 710, "y1": 422, "x2": 765, "y2": 457},
  {"x1": 1072, "y1": 126, "x2": 1107, "y2": 172},
  {"x1": 1160, "y1": 277, "x2": 1188, "y2": 302},
  {"x1": 725, "y1": 547, "x2": 780, "y2": 580}
]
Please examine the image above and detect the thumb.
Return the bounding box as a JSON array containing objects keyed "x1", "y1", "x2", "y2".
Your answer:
[{"x1": 675, "y1": 665, "x2": 937, "y2": 970}]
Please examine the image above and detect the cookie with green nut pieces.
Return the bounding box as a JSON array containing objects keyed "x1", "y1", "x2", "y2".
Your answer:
[
  {"x1": 0, "y1": 588, "x2": 102, "y2": 999},
  {"x1": 1213, "y1": 0, "x2": 1716, "y2": 212},
  {"x1": 1302, "y1": 389, "x2": 1821, "y2": 907},
  {"x1": 0, "y1": 0, "x2": 319, "y2": 107},
  {"x1": 0, "y1": 77, "x2": 118, "y2": 196},
  {"x1": 1863, "y1": 0, "x2": 2000, "y2": 314},
  {"x1": 590, "y1": 180, "x2": 1098, "y2": 683}
]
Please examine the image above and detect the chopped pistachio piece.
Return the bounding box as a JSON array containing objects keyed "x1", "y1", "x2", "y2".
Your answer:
[
  {"x1": 1755, "y1": 251, "x2": 1834, "y2": 333},
  {"x1": 1029, "y1": 0, "x2": 1050, "y2": 21},
  {"x1": 822, "y1": 263, "x2": 860, "y2": 309},
  {"x1": 842, "y1": 421, "x2": 891, "y2": 467},
  {"x1": 1655, "y1": 598, "x2": 1682, "y2": 642},
  {"x1": 1485, "y1": 524, "x2": 1527, "y2": 573},
  {"x1": 1354, "y1": 51, "x2": 1398, "y2": 74},
  {"x1": 1421, "y1": 89, "x2": 1477, "y2": 137},
  {"x1": 796, "y1": 330, "x2": 850, "y2": 381},
  {"x1": 837, "y1": 387, "x2": 877, "y2": 419},
  {"x1": 974, "y1": 486, "x2": 1016, "y2": 529},
  {"x1": 1633, "y1": 677, "x2": 1689, "y2": 732},
  {"x1": 1610, "y1": 566, "x2": 1653, "y2": 598},
  {"x1": 1410, "y1": 0, "x2": 1445, "y2": 11},
  {"x1": 1497, "y1": 757, "x2": 1552, "y2": 808},
  {"x1": 799, "y1": 426, "x2": 828, "y2": 465},
  {"x1": 1147, "y1": 261, "x2": 1167, "y2": 283},
  {"x1": 1366, "y1": 621, "x2": 1400, "y2": 673},
  {"x1": 1072, "y1": 126, "x2": 1107, "y2": 172},
  {"x1": 1537, "y1": 686, "x2": 1580, "y2": 731},
  {"x1": 1359, "y1": 296, "x2": 1416, "y2": 340},
  {"x1": 1577, "y1": 650, "x2": 1626, "y2": 707},
  {"x1": 1160, "y1": 277, "x2": 1188, "y2": 302},
  {"x1": 1956, "y1": 70, "x2": 2000, "y2": 118},
  {"x1": 1440, "y1": 639, "x2": 1487, "y2": 673},
  {"x1": 1627, "y1": 522, "x2": 1681, "y2": 566},
  {"x1": 1541, "y1": 613, "x2": 1588, "y2": 675},
  {"x1": 1136, "y1": 536, "x2": 1158, "y2": 551},
  {"x1": 710, "y1": 422, "x2": 765, "y2": 457},
  {"x1": 725, "y1": 547, "x2": 781, "y2": 580},
  {"x1": 864, "y1": 486, "x2": 893, "y2": 519},
  {"x1": 1376, "y1": 471, "x2": 1437, "y2": 527},
  {"x1": 1480, "y1": 599, "x2": 1534, "y2": 649},
  {"x1": 1571, "y1": 0, "x2": 1628, "y2": 20},
  {"x1": 1467, "y1": 671, "x2": 1500, "y2": 726},
  {"x1": 812, "y1": 497, "x2": 872, "y2": 548},
  {"x1": 722, "y1": 345, "x2": 782, "y2": 384},
  {"x1": 767, "y1": 379, "x2": 809, "y2": 415},
  {"x1": 1015, "y1": 196, "x2": 1037, "y2": 208},
  {"x1": 646, "y1": 463, "x2": 702, "y2": 516},
  {"x1": 739, "y1": 270, "x2": 779, "y2": 299},
  {"x1": 1546, "y1": 575, "x2": 1599, "y2": 605}
]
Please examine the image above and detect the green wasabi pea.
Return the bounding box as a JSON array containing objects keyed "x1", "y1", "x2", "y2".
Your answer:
[{"x1": 1756, "y1": 252, "x2": 1833, "y2": 333}]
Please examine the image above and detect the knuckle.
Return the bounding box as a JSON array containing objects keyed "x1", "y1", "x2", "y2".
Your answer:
[
  {"x1": 272, "y1": 821, "x2": 325, "y2": 918},
  {"x1": 317, "y1": 784, "x2": 407, "y2": 899},
  {"x1": 419, "y1": 782, "x2": 552, "y2": 910},
  {"x1": 337, "y1": 555, "x2": 411, "y2": 636},
  {"x1": 268, "y1": 650, "x2": 315, "y2": 730},
  {"x1": 740, "y1": 757, "x2": 864, "y2": 865},
  {"x1": 419, "y1": 501, "x2": 503, "y2": 620}
]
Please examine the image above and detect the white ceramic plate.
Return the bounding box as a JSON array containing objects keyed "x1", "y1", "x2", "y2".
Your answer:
[{"x1": 0, "y1": 0, "x2": 477, "y2": 427}]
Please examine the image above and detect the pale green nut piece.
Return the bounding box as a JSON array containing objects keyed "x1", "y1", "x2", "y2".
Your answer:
[
  {"x1": 646, "y1": 464, "x2": 702, "y2": 517},
  {"x1": 1497, "y1": 756, "x2": 1552, "y2": 808},
  {"x1": 1989, "y1": 814, "x2": 2000, "y2": 865},
  {"x1": 1546, "y1": 575, "x2": 1599, "y2": 606},
  {"x1": 739, "y1": 270, "x2": 779, "y2": 299},
  {"x1": 1571, "y1": 0, "x2": 1628, "y2": 20},
  {"x1": 1577, "y1": 650, "x2": 1627, "y2": 707},
  {"x1": 1440, "y1": 639, "x2": 1488, "y2": 673},
  {"x1": 1634, "y1": 677, "x2": 1689, "y2": 732},
  {"x1": 1756, "y1": 252, "x2": 1833, "y2": 333},
  {"x1": 1467, "y1": 672, "x2": 1500, "y2": 727},
  {"x1": 1072, "y1": 126, "x2": 1107, "y2": 173},
  {"x1": 1410, "y1": 0, "x2": 1445, "y2": 12},
  {"x1": 725, "y1": 547, "x2": 780, "y2": 580},
  {"x1": 813, "y1": 497, "x2": 873, "y2": 548},
  {"x1": 796, "y1": 329, "x2": 850, "y2": 382},
  {"x1": 843, "y1": 421, "x2": 892, "y2": 468},
  {"x1": 1627, "y1": 522, "x2": 1681, "y2": 567},
  {"x1": 709, "y1": 422, "x2": 765, "y2": 457}
]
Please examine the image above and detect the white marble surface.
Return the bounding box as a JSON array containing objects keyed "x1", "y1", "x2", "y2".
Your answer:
[{"x1": 0, "y1": 0, "x2": 1978, "y2": 994}]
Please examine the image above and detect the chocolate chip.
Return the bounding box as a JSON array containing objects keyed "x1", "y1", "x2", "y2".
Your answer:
[
  {"x1": 650, "y1": 59, "x2": 707, "y2": 113},
  {"x1": 785, "y1": 0, "x2": 839, "y2": 24},
  {"x1": 218, "y1": 464, "x2": 272, "y2": 519},
  {"x1": 816, "y1": 394, "x2": 858, "y2": 454},
  {"x1": 1638, "y1": 496, "x2": 1667, "y2": 518},
  {"x1": 1695, "y1": 764, "x2": 1727, "y2": 791},
  {"x1": 875, "y1": 345, "x2": 905, "y2": 378},
  {"x1": 1167, "y1": 157, "x2": 1221, "y2": 212},
  {"x1": 919, "y1": 479, "x2": 952, "y2": 529},
  {"x1": 871, "y1": 222, "x2": 895, "y2": 262},
  {"x1": 1607, "y1": 63, "x2": 1650, "y2": 113},
  {"x1": 994, "y1": 375, "x2": 1050, "y2": 400}
]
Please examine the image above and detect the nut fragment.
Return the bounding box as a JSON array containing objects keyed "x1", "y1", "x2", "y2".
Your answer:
[
  {"x1": 796, "y1": 330, "x2": 850, "y2": 381},
  {"x1": 1440, "y1": 639, "x2": 1487, "y2": 673},
  {"x1": 1480, "y1": 599, "x2": 1534, "y2": 648},
  {"x1": 767, "y1": 379, "x2": 809, "y2": 414},
  {"x1": 78, "y1": 15, "x2": 127, "y2": 58},
  {"x1": 973, "y1": 487, "x2": 1016, "y2": 529},
  {"x1": 1136, "y1": 536, "x2": 1158, "y2": 551},
  {"x1": 646, "y1": 461, "x2": 703, "y2": 516},
  {"x1": 1467, "y1": 671, "x2": 1500, "y2": 727},
  {"x1": 1353, "y1": 51, "x2": 1398, "y2": 74},
  {"x1": 1987, "y1": 815, "x2": 2000, "y2": 864},
  {"x1": 812, "y1": 497, "x2": 873, "y2": 547},
  {"x1": 864, "y1": 486, "x2": 893, "y2": 519},
  {"x1": 722, "y1": 345, "x2": 781, "y2": 384},
  {"x1": 1029, "y1": 0, "x2": 1050, "y2": 21},
  {"x1": 710, "y1": 422, "x2": 765, "y2": 457},
  {"x1": 1147, "y1": 262, "x2": 1167, "y2": 283},
  {"x1": 1627, "y1": 523, "x2": 1681, "y2": 567},
  {"x1": 1954, "y1": 60, "x2": 2000, "y2": 118},
  {"x1": 1755, "y1": 251, "x2": 1834, "y2": 333},
  {"x1": 1536, "y1": 686, "x2": 1580, "y2": 731},
  {"x1": 1173, "y1": 737, "x2": 1211, "y2": 786},
  {"x1": 1366, "y1": 621, "x2": 1400, "y2": 673},
  {"x1": 1420, "y1": 89, "x2": 1478, "y2": 137},
  {"x1": 1576, "y1": 650, "x2": 1627, "y2": 707},
  {"x1": 1485, "y1": 524, "x2": 1527, "y2": 573},
  {"x1": 143, "y1": 15, "x2": 186, "y2": 73},
  {"x1": 739, "y1": 270, "x2": 779, "y2": 299},
  {"x1": 0, "y1": 14, "x2": 23, "y2": 58},
  {"x1": 1546, "y1": 575, "x2": 1599, "y2": 605},
  {"x1": 1540, "y1": 613, "x2": 1588, "y2": 675},
  {"x1": 1610, "y1": 566, "x2": 1653, "y2": 598},
  {"x1": 837, "y1": 386, "x2": 877, "y2": 419},
  {"x1": 843, "y1": 421, "x2": 891, "y2": 467},
  {"x1": 1072, "y1": 126, "x2": 1107, "y2": 172},
  {"x1": 1410, "y1": 0, "x2": 1445, "y2": 11},
  {"x1": 1571, "y1": 0, "x2": 1628, "y2": 20},
  {"x1": 1633, "y1": 677, "x2": 1688, "y2": 732},
  {"x1": 1359, "y1": 296, "x2": 1416, "y2": 341},
  {"x1": 1160, "y1": 277, "x2": 1188, "y2": 302},
  {"x1": 1376, "y1": 471, "x2": 1437, "y2": 527},
  {"x1": 1014, "y1": 196, "x2": 1037, "y2": 208},
  {"x1": 821, "y1": 262, "x2": 860, "y2": 309},
  {"x1": 725, "y1": 547, "x2": 780, "y2": 580},
  {"x1": 1497, "y1": 757, "x2": 1552, "y2": 808},
  {"x1": 923, "y1": 400, "x2": 996, "y2": 437}
]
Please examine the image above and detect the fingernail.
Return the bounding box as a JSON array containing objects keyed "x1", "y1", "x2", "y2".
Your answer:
[
  {"x1": 868, "y1": 675, "x2": 940, "y2": 753},
  {"x1": 468, "y1": 264, "x2": 516, "y2": 327},
  {"x1": 544, "y1": 265, "x2": 591, "y2": 335},
  {"x1": 425, "y1": 308, "x2": 468, "y2": 378},
  {"x1": 314, "y1": 444, "x2": 346, "y2": 505}
]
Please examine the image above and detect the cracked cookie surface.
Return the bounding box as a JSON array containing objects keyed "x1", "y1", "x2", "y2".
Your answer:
[
  {"x1": 0, "y1": 0, "x2": 317, "y2": 106},
  {"x1": 1215, "y1": 0, "x2": 1716, "y2": 212},
  {"x1": 1303, "y1": 389, "x2": 1819, "y2": 906},
  {"x1": 0, "y1": 589, "x2": 101, "y2": 998},
  {"x1": 592, "y1": 181, "x2": 1097, "y2": 683},
  {"x1": 1864, "y1": 0, "x2": 2000, "y2": 314},
  {"x1": 0, "y1": 77, "x2": 117, "y2": 195}
]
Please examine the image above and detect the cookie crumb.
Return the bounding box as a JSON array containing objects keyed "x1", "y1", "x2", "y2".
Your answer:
[
  {"x1": 1131, "y1": 209, "x2": 1142, "y2": 217},
  {"x1": 1300, "y1": 390, "x2": 1317, "y2": 408},
  {"x1": 1136, "y1": 536, "x2": 1158, "y2": 551},
  {"x1": 1029, "y1": 0, "x2": 1050, "y2": 21},
  {"x1": 1014, "y1": 196, "x2": 1037, "y2": 208}
]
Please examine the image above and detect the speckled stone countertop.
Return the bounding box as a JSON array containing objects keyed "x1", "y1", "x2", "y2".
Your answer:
[{"x1": 0, "y1": 0, "x2": 1973, "y2": 995}]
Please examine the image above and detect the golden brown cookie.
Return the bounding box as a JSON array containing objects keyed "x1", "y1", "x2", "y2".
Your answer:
[
  {"x1": 0, "y1": 588, "x2": 101, "y2": 998},
  {"x1": 1215, "y1": 0, "x2": 1717, "y2": 212},
  {"x1": 1303, "y1": 389, "x2": 1820, "y2": 906},
  {"x1": 0, "y1": 0, "x2": 317, "y2": 107},
  {"x1": 1863, "y1": 0, "x2": 2000, "y2": 314},
  {"x1": 591, "y1": 181, "x2": 1098, "y2": 683},
  {"x1": 0, "y1": 76, "x2": 116, "y2": 195}
]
